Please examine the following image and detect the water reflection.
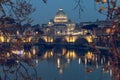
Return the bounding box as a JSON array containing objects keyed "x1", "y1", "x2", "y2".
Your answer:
[{"x1": 0, "y1": 45, "x2": 119, "y2": 80}]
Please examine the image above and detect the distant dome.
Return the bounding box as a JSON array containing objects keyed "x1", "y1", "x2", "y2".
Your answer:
[{"x1": 54, "y1": 8, "x2": 68, "y2": 23}]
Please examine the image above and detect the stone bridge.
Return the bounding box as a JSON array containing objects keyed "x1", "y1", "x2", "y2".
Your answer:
[
  {"x1": 0, "y1": 34, "x2": 93, "y2": 46},
  {"x1": 32, "y1": 34, "x2": 93, "y2": 45}
]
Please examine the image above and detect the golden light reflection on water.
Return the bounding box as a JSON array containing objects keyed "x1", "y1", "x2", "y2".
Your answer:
[
  {"x1": 7, "y1": 46, "x2": 111, "y2": 69},
  {"x1": 78, "y1": 58, "x2": 81, "y2": 64},
  {"x1": 85, "y1": 51, "x2": 93, "y2": 59},
  {"x1": 59, "y1": 68, "x2": 63, "y2": 75},
  {"x1": 42, "y1": 50, "x2": 54, "y2": 59},
  {"x1": 9, "y1": 46, "x2": 39, "y2": 60},
  {"x1": 0, "y1": 44, "x2": 117, "y2": 80},
  {"x1": 57, "y1": 58, "x2": 60, "y2": 68},
  {"x1": 62, "y1": 48, "x2": 67, "y2": 55},
  {"x1": 65, "y1": 50, "x2": 77, "y2": 59}
]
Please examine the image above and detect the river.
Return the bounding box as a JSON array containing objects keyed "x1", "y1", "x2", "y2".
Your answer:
[{"x1": 0, "y1": 44, "x2": 117, "y2": 80}]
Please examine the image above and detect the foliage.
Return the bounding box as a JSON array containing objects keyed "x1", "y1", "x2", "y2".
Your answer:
[
  {"x1": 42, "y1": 0, "x2": 47, "y2": 3},
  {"x1": 0, "y1": 0, "x2": 35, "y2": 24}
]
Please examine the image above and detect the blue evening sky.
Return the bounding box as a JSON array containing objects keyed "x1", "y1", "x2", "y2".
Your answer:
[{"x1": 31, "y1": 0, "x2": 110, "y2": 25}]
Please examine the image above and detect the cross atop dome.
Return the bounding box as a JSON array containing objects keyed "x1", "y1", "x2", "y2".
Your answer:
[{"x1": 59, "y1": 8, "x2": 63, "y2": 11}]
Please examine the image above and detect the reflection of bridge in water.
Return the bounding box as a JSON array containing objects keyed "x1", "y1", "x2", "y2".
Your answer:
[
  {"x1": 0, "y1": 44, "x2": 116, "y2": 80},
  {"x1": 33, "y1": 34, "x2": 93, "y2": 46}
]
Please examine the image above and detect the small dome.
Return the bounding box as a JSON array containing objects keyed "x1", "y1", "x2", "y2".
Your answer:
[{"x1": 54, "y1": 8, "x2": 68, "y2": 23}]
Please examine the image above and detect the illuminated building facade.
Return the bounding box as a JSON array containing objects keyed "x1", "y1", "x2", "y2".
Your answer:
[
  {"x1": 54, "y1": 8, "x2": 68, "y2": 23},
  {"x1": 44, "y1": 8, "x2": 75, "y2": 35}
]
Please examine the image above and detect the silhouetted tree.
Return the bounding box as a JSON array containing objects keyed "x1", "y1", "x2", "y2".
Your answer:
[{"x1": 0, "y1": 0, "x2": 35, "y2": 25}]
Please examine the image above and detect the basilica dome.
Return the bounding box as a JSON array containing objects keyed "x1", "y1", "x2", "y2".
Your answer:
[{"x1": 54, "y1": 8, "x2": 68, "y2": 23}]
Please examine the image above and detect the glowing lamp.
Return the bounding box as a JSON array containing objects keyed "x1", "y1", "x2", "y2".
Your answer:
[{"x1": 101, "y1": 0, "x2": 107, "y2": 3}]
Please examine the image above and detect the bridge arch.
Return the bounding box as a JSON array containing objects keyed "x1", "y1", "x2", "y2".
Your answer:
[
  {"x1": 64, "y1": 36, "x2": 78, "y2": 43},
  {"x1": 74, "y1": 38, "x2": 89, "y2": 46},
  {"x1": 54, "y1": 37, "x2": 67, "y2": 44},
  {"x1": 42, "y1": 36, "x2": 54, "y2": 43},
  {"x1": 38, "y1": 38, "x2": 46, "y2": 44}
]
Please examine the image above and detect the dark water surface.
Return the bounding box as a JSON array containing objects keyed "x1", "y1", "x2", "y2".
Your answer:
[{"x1": 0, "y1": 45, "x2": 114, "y2": 80}]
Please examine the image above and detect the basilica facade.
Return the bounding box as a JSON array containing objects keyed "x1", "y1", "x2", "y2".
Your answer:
[{"x1": 43, "y1": 8, "x2": 75, "y2": 35}]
